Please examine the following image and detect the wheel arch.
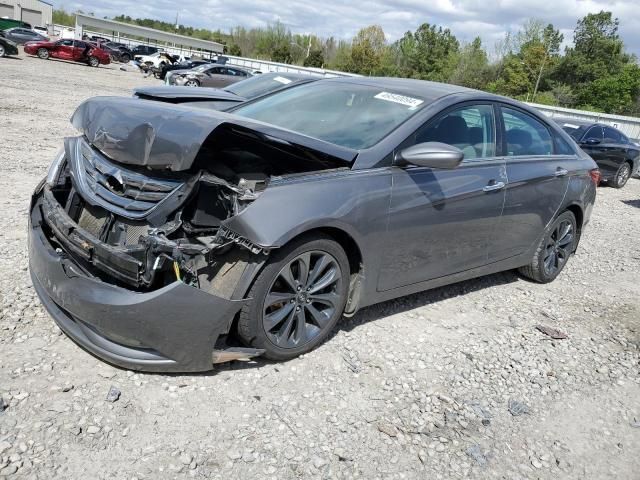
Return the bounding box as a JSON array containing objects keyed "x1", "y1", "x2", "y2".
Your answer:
[
  {"x1": 233, "y1": 225, "x2": 366, "y2": 316},
  {"x1": 563, "y1": 203, "x2": 584, "y2": 249}
]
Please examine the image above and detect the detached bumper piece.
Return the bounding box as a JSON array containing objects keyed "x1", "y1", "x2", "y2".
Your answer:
[{"x1": 29, "y1": 186, "x2": 252, "y2": 372}]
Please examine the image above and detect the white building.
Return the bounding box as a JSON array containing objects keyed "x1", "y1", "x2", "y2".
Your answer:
[{"x1": 0, "y1": 0, "x2": 52, "y2": 28}]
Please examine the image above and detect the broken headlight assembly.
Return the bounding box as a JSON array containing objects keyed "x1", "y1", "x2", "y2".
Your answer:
[{"x1": 46, "y1": 148, "x2": 66, "y2": 186}]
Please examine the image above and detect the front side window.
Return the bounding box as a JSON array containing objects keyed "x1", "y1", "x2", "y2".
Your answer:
[
  {"x1": 233, "y1": 81, "x2": 426, "y2": 149},
  {"x1": 411, "y1": 104, "x2": 496, "y2": 160},
  {"x1": 584, "y1": 126, "x2": 603, "y2": 142},
  {"x1": 501, "y1": 107, "x2": 553, "y2": 156}
]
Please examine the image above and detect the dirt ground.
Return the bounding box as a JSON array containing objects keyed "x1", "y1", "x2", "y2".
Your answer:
[{"x1": 1, "y1": 54, "x2": 639, "y2": 480}]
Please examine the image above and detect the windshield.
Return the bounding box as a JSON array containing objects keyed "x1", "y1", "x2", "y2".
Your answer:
[
  {"x1": 225, "y1": 74, "x2": 306, "y2": 99},
  {"x1": 233, "y1": 81, "x2": 425, "y2": 149},
  {"x1": 561, "y1": 123, "x2": 588, "y2": 141}
]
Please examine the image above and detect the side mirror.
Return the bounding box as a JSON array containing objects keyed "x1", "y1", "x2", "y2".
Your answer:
[
  {"x1": 396, "y1": 142, "x2": 464, "y2": 169},
  {"x1": 582, "y1": 138, "x2": 601, "y2": 146}
]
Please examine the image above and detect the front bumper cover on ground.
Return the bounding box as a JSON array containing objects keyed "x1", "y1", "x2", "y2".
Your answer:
[{"x1": 29, "y1": 186, "x2": 246, "y2": 372}]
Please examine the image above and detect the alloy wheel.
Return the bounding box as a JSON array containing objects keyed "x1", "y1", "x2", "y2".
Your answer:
[
  {"x1": 0, "y1": 45, "x2": 5, "y2": 57},
  {"x1": 542, "y1": 220, "x2": 573, "y2": 276},
  {"x1": 616, "y1": 163, "x2": 631, "y2": 188},
  {"x1": 37, "y1": 48, "x2": 48, "y2": 59},
  {"x1": 185, "y1": 80, "x2": 199, "y2": 87},
  {"x1": 88, "y1": 56, "x2": 99, "y2": 67},
  {"x1": 262, "y1": 250, "x2": 343, "y2": 349}
]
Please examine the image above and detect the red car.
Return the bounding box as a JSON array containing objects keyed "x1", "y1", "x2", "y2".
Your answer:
[{"x1": 24, "y1": 39, "x2": 110, "y2": 67}]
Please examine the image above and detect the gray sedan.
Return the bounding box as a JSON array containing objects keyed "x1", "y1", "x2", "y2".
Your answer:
[
  {"x1": 167, "y1": 63, "x2": 252, "y2": 87},
  {"x1": 29, "y1": 77, "x2": 599, "y2": 372}
]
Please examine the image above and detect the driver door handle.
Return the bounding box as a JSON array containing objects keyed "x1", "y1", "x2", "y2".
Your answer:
[
  {"x1": 554, "y1": 168, "x2": 569, "y2": 177},
  {"x1": 483, "y1": 181, "x2": 505, "y2": 192}
]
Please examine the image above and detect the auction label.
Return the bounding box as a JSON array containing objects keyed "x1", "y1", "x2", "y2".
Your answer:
[
  {"x1": 274, "y1": 76, "x2": 292, "y2": 84},
  {"x1": 374, "y1": 92, "x2": 424, "y2": 109}
]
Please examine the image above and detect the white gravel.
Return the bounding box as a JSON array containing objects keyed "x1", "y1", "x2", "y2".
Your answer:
[{"x1": 1, "y1": 53, "x2": 639, "y2": 480}]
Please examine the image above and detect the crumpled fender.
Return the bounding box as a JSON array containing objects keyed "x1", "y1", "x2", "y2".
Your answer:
[{"x1": 70, "y1": 96, "x2": 357, "y2": 171}]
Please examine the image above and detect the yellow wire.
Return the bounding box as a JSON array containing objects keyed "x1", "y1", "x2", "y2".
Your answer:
[{"x1": 173, "y1": 261, "x2": 181, "y2": 281}]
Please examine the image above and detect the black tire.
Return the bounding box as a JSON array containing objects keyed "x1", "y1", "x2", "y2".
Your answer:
[
  {"x1": 120, "y1": 53, "x2": 131, "y2": 63},
  {"x1": 184, "y1": 79, "x2": 200, "y2": 87},
  {"x1": 238, "y1": 234, "x2": 350, "y2": 360},
  {"x1": 88, "y1": 56, "x2": 100, "y2": 67},
  {"x1": 612, "y1": 162, "x2": 632, "y2": 189},
  {"x1": 519, "y1": 211, "x2": 577, "y2": 283},
  {"x1": 37, "y1": 48, "x2": 49, "y2": 60},
  {"x1": 0, "y1": 45, "x2": 6, "y2": 57}
]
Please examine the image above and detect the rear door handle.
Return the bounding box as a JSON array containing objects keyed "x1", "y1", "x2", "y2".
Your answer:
[
  {"x1": 483, "y1": 181, "x2": 505, "y2": 192},
  {"x1": 554, "y1": 168, "x2": 569, "y2": 177}
]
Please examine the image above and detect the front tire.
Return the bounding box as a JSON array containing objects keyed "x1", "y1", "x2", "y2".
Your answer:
[
  {"x1": 184, "y1": 79, "x2": 200, "y2": 87},
  {"x1": 519, "y1": 211, "x2": 577, "y2": 283},
  {"x1": 88, "y1": 56, "x2": 100, "y2": 67},
  {"x1": 238, "y1": 234, "x2": 350, "y2": 360},
  {"x1": 37, "y1": 48, "x2": 49, "y2": 59},
  {"x1": 612, "y1": 162, "x2": 631, "y2": 189}
]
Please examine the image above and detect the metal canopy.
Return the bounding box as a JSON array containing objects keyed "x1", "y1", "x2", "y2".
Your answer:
[{"x1": 74, "y1": 13, "x2": 224, "y2": 53}]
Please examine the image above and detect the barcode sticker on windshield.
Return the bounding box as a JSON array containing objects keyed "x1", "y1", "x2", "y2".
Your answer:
[
  {"x1": 563, "y1": 123, "x2": 580, "y2": 129},
  {"x1": 374, "y1": 92, "x2": 423, "y2": 109},
  {"x1": 274, "y1": 76, "x2": 292, "y2": 84}
]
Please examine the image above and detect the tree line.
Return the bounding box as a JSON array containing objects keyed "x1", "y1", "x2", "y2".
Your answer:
[{"x1": 53, "y1": 8, "x2": 640, "y2": 115}]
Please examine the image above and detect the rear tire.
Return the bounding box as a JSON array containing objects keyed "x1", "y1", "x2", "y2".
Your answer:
[
  {"x1": 37, "y1": 48, "x2": 49, "y2": 59},
  {"x1": 518, "y1": 211, "x2": 577, "y2": 283},
  {"x1": 612, "y1": 162, "x2": 632, "y2": 189},
  {"x1": 238, "y1": 234, "x2": 349, "y2": 361},
  {"x1": 88, "y1": 56, "x2": 99, "y2": 67}
]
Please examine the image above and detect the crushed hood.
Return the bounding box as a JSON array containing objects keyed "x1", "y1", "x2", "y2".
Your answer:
[
  {"x1": 133, "y1": 85, "x2": 244, "y2": 101},
  {"x1": 71, "y1": 96, "x2": 357, "y2": 171}
]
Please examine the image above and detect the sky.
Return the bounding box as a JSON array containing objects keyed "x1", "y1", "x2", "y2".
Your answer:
[{"x1": 54, "y1": 0, "x2": 640, "y2": 56}]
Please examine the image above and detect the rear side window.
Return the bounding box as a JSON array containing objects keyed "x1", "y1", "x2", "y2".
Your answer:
[
  {"x1": 603, "y1": 127, "x2": 623, "y2": 144},
  {"x1": 501, "y1": 107, "x2": 553, "y2": 156},
  {"x1": 411, "y1": 104, "x2": 496, "y2": 159},
  {"x1": 554, "y1": 133, "x2": 576, "y2": 155}
]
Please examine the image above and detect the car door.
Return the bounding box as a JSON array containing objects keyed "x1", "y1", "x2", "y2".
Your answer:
[
  {"x1": 576, "y1": 125, "x2": 605, "y2": 165},
  {"x1": 492, "y1": 105, "x2": 580, "y2": 261},
  {"x1": 71, "y1": 40, "x2": 90, "y2": 61},
  {"x1": 377, "y1": 103, "x2": 507, "y2": 291},
  {"x1": 597, "y1": 126, "x2": 629, "y2": 178},
  {"x1": 51, "y1": 39, "x2": 74, "y2": 60},
  {"x1": 200, "y1": 66, "x2": 227, "y2": 87}
]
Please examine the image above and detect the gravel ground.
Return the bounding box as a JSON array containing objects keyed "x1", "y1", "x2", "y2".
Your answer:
[{"x1": 1, "y1": 54, "x2": 640, "y2": 480}]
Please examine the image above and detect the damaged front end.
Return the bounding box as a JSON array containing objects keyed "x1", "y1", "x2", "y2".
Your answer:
[{"x1": 29, "y1": 96, "x2": 355, "y2": 372}]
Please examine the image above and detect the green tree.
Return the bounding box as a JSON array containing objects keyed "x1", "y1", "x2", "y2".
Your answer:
[
  {"x1": 53, "y1": 8, "x2": 75, "y2": 26},
  {"x1": 579, "y1": 64, "x2": 640, "y2": 114},
  {"x1": 448, "y1": 37, "x2": 489, "y2": 89},
  {"x1": 227, "y1": 44, "x2": 242, "y2": 56},
  {"x1": 303, "y1": 49, "x2": 324, "y2": 68},
  {"x1": 347, "y1": 25, "x2": 387, "y2": 75},
  {"x1": 394, "y1": 23, "x2": 459, "y2": 81}
]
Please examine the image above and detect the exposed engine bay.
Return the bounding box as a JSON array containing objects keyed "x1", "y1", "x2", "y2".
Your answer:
[{"x1": 42, "y1": 122, "x2": 350, "y2": 295}]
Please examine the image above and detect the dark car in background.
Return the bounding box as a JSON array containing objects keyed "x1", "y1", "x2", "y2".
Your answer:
[
  {"x1": 0, "y1": 36, "x2": 19, "y2": 57},
  {"x1": 131, "y1": 45, "x2": 160, "y2": 57},
  {"x1": 24, "y1": 39, "x2": 111, "y2": 67},
  {"x1": 134, "y1": 72, "x2": 320, "y2": 110},
  {"x1": 0, "y1": 27, "x2": 47, "y2": 44},
  {"x1": 97, "y1": 40, "x2": 133, "y2": 63},
  {"x1": 557, "y1": 118, "x2": 639, "y2": 188},
  {"x1": 167, "y1": 63, "x2": 252, "y2": 87},
  {"x1": 29, "y1": 78, "x2": 598, "y2": 372}
]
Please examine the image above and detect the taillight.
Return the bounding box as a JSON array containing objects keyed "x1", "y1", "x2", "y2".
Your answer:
[{"x1": 589, "y1": 168, "x2": 601, "y2": 186}]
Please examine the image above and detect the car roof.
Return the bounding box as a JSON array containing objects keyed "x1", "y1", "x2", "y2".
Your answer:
[
  {"x1": 258, "y1": 71, "x2": 320, "y2": 81},
  {"x1": 321, "y1": 76, "x2": 482, "y2": 103},
  {"x1": 552, "y1": 117, "x2": 594, "y2": 127}
]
